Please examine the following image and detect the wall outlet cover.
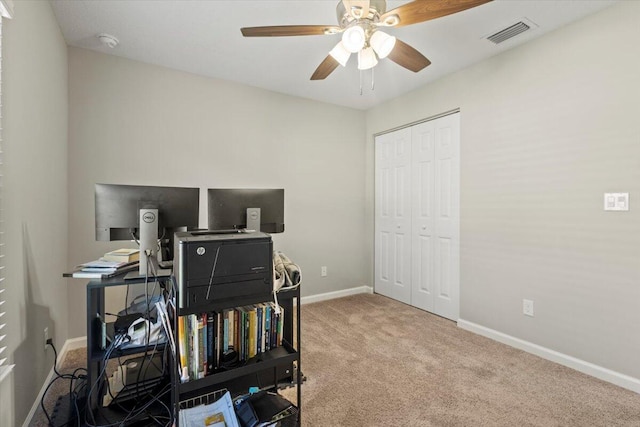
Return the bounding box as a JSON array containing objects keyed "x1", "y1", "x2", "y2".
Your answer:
[
  {"x1": 604, "y1": 193, "x2": 629, "y2": 211},
  {"x1": 523, "y1": 299, "x2": 534, "y2": 317}
]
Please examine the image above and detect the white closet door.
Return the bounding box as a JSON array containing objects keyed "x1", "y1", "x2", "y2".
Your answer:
[
  {"x1": 410, "y1": 121, "x2": 436, "y2": 312},
  {"x1": 434, "y1": 113, "x2": 460, "y2": 320},
  {"x1": 375, "y1": 113, "x2": 460, "y2": 321},
  {"x1": 410, "y1": 113, "x2": 460, "y2": 320},
  {"x1": 374, "y1": 127, "x2": 412, "y2": 304}
]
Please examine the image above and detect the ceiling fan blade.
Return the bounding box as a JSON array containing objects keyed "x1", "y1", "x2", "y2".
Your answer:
[
  {"x1": 380, "y1": 0, "x2": 492, "y2": 28},
  {"x1": 311, "y1": 55, "x2": 340, "y2": 80},
  {"x1": 387, "y1": 39, "x2": 431, "y2": 72},
  {"x1": 241, "y1": 25, "x2": 341, "y2": 37},
  {"x1": 342, "y1": 0, "x2": 371, "y2": 19}
]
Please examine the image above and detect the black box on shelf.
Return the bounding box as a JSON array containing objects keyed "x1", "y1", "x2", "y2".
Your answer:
[{"x1": 174, "y1": 231, "x2": 273, "y2": 310}]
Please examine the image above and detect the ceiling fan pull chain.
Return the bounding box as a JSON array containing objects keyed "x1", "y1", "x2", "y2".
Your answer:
[
  {"x1": 371, "y1": 67, "x2": 375, "y2": 91},
  {"x1": 359, "y1": 70, "x2": 363, "y2": 96}
]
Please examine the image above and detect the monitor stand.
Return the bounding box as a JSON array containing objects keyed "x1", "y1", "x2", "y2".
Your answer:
[
  {"x1": 125, "y1": 207, "x2": 172, "y2": 280},
  {"x1": 246, "y1": 207, "x2": 261, "y2": 232}
]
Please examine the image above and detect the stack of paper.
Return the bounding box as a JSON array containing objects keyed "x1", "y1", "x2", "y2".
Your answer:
[
  {"x1": 179, "y1": 391, "x2": 239, "y2": 427},
  {"x1": 66, "y1": 259, "x2": 139, "y2": 279}
]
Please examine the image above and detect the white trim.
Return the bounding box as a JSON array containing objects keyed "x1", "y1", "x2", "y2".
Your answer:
[
  {"x1": 62, "y1": 336, "x2": 88, "y2": 352},
  {"x1": 0, "y1": 0, "x2": 13, "y2": 19},
  {"x1": 458, "y1": 319, "x2": 640, "y2": 394},
  {"x1": 301, "y1": 285, "x2": 373, "y2": 305},
  {"x1": 22, "y1": 337, "x2": 87, "y2": 427},
  {"x1": 0, "y1": 363, "x2": 13, "y2": 383},
  {"x1": 372, "y1": 108, "x2": 460, "y2": 138}
]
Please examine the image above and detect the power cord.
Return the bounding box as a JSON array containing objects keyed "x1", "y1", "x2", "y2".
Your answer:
[
  {"x1": 40, "y1": 339, "x2": 87, "y2": 427},
  {"x1": 88, "y1": 285, "x2": 170, "y2": 426}
]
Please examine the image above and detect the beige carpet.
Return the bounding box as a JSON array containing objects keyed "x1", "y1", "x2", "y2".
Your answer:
[
  {"x1": 32, "y1": 293, "x2": 640, "y2": 426},
  {"x1": 30, "y1": 347, "x2": 87, "y2": 427},
  {"x1": 294, "y1": 294, "x2": 640, "y2": 426}
]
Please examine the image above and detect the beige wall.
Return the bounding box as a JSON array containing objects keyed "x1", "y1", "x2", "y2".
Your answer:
[
  {"x1": 2, "y1": 1, "x2": 68, "y2": 425},
  {"x1": 67, "y1": 47, "x2": 368, "y2": 338},
  {"x1": 4, "y1": 1, "x2": 639, "y2": 423},
  {"x1": 366, "y1": 0, "x2": 640, "y2": 379}
]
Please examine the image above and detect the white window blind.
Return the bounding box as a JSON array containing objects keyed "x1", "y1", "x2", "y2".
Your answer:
[{"x1": 0, "y1": 0, "x2": 13, "y2": 383}]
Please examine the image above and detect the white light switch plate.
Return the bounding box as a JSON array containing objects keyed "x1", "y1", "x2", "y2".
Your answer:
[{"x1": 604, "y1": 193, "x2": 629, "y2": 211}]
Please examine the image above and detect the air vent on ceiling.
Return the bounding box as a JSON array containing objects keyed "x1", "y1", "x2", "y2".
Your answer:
[{"x1": 486, "y1": 21, "x2": 532, "y2": 44}]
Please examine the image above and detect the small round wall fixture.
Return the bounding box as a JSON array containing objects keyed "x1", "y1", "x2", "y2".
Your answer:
[{"x1": 97, "y1": 33, "x2": 119, "y2": 48}]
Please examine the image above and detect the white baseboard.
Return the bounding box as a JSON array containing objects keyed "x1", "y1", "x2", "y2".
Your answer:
[
  {"x1": 301, "y1": 285, "x2": 373, "y2": 305},
  {"x1": 23, "y1": 336, "x2": 87, "y2": 427},
  {"x1": 61, "y1": 336, "x2": 87, "y2": 353},
  {"x1": 458, "y1": 319, "x2": 640, "y2": 394}
]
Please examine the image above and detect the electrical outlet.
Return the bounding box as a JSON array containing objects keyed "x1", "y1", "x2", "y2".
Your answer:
[
  {"x1": 321, "y1": 266, "x2": 327, "y2": 277},
  {"x1": 523, "y1": 299, "x2": 534, "y2": 317},
  {"x1": 44, "y1": 327, "x2": 49, "y2": 351}
]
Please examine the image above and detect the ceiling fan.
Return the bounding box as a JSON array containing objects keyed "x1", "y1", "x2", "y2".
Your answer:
[{"x1": 241, "y1": 0, "x2": 493, "y2": 80}]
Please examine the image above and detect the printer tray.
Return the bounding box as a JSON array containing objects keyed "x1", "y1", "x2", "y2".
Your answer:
[{"x1": 183, "y1": 277, "x2": 271, "y2": 309}]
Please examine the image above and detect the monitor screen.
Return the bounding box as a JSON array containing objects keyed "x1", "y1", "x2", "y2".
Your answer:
[
  {"x1": 95, "y1": 184, "x2": 200, "y2": 273},
  {"x1": 207, "y1": 188, "x2": 284, "y2": 233}
]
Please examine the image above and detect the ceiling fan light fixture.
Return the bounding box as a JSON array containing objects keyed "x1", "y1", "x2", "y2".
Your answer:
[
  {"x1": 342, "y1": 25, "x2": 366, "y2": 53},
  {"x1": 370, "y1": 30, "x2": 396, "y2": 59},
  {"x1": 357, "y1": 47, "x2": 378, "y2": 70},
  {"x1": 381, "y1": 14, "x2": 400, "y2": 27},
  {"x1": 329, "y1": 41, "x2": 351, "y2": 67}
]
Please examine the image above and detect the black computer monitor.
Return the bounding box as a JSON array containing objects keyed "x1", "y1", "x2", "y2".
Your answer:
[
  {"x1": 207, "y1": 188, "x2": 284, "y2": 233},
  {"x1": 95, "y1": 183, "x2": 200, "y2": 277}
]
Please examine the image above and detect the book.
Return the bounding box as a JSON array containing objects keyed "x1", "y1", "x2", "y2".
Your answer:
[
  {"x1": 197, "y1": 314, "x2": 206, "y2": 379},
  {"x1": 102, "y1": 248, "x2": 140, "y2": 263},
  {"x1": 277, "y1": 305, "x2": 284, "y2": 347},
  {"x1": 256, "y1": 304, "x2": 263, "y2": 354},
  {"x1": 216, "y1": 312, "x2": 223, "y2": 368},
  {"x1": 178, "y1": 316, "x2": 188, "y2": 382},
  {"x1": 264, "y1": 303, "x2": 271, "y2": 352},
  {"x1": 223, "y1": 310, "x2": 229, "y2": 353},
  {"x1": 207, "y1": 312, "x2": 215, "y2": 373},
  {"x1": 189, "y1": 314, "x2": 198, "y2": 380},
  {"x1": 248, "y1": 306, "x2": 257, "y2": 359},
  {"x1": 228, "y1": 310, "x2": 235, "y2": 351}
]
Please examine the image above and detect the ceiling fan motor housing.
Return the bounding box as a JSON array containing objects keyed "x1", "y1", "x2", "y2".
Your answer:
[{"x1": 336, "y1": 0, "x2": 387, "y2": 27}]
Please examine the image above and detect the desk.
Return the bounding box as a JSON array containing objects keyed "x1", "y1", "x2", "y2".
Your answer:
[{"x1": 82, "y1": 272, "x2": 302, "y2": 426}]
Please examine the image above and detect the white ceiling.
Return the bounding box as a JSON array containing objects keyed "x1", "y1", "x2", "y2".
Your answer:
[{"x1": 50, "y1": 0, "x2": 617, "y2": 110}]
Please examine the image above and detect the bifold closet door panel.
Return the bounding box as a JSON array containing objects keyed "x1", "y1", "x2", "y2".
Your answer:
[
  {"x1": 410, "y1": 114, "x2": 460, "y2": 320},
  {"x1": 432, "y1": 113, "x2": 460, "y2": 321},
  {"x1": 374, "y1": 127, "x2": 412, "y2": 304},
  {"x1": 410, "y1": 120, "x2": 436, "y2": 313}
]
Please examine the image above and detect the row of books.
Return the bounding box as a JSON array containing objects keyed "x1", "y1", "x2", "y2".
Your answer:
[{"x1": 177, "y1": 302, "x2": 285, "y2": 382}]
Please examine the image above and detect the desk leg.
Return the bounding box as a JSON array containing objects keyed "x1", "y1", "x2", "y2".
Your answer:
[{"x1": 86, "y1": 285, "x2": 105, "y2": 415}]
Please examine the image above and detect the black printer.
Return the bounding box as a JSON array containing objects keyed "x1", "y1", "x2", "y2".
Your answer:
[{"x1": 174, "y1": 231, "x2": 273, "y2": 310}]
